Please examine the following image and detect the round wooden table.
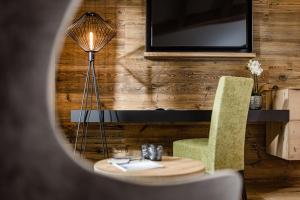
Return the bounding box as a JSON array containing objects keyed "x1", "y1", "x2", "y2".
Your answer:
[{"x1": 94, "y1": 156, "x2": 205, "y2": 185}]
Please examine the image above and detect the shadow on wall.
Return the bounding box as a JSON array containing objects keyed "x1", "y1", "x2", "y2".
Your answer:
[{"x1": 118, "y1": 45, "x2": 252, "y2": 110}]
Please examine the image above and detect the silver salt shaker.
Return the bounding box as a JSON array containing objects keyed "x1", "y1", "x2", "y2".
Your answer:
[{"x1": 148, "y1": 144, "x2": 157, "y2": 161}]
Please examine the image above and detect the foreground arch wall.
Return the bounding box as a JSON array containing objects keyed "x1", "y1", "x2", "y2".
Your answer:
[{"x1": 0, "y1": 1, "x2": 241, "y2": 200}]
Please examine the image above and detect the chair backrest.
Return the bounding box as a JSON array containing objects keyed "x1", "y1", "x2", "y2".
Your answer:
[{"x1": 207, "y1": 76, "x2": 253, "y2": 172}]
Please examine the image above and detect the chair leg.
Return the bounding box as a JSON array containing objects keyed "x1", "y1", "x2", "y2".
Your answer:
[{"x1": 239, "y1": 170, "x2": 247, "y2": 200}]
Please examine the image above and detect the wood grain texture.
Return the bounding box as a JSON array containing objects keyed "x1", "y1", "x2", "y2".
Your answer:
[
  {"x1": 267, "y1": 89, "x2": 300, "y2": 160},
  {"x1": 93, "y1": 156, "x2": 205, "y2": 185},
  {"x1": 247, "y1": 182, "x2": 300, "y2": 200},
  {"x1": 267, "y1": 122, "x2": 300, "y2": 160},
  {"x1": 55, "y1": 0, "x2": 300, "y2": 183}
]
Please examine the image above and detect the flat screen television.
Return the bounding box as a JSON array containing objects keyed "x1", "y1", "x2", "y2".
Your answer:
[{"x1": 146, "y1": 0, "x2": 252, "y2": 52}]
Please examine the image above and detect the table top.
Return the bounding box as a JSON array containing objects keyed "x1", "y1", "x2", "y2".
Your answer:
[{"x1": 94, "y1": 156, "x2": 205, "y2": 178}]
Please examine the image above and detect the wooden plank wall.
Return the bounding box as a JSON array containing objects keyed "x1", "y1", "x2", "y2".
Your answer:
[{"x1": 55, "y1": 0, "x2": 300, "y2": 182}]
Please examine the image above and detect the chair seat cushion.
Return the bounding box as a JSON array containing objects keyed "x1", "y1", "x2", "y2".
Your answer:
[{"x1": 173, "y1": 138, "x2": 212, "y2": 172}]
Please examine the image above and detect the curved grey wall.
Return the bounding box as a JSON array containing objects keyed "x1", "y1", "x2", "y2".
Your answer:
[{"x1": 0, "y1": 1, "x2": 241, "y2": 199}]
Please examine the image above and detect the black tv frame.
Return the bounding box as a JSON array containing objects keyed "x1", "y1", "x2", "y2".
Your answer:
[{"x1": 146, "y1": 0, "x2": 253, "y2": 52}]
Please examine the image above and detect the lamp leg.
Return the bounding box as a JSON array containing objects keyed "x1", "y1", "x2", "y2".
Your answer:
[
  {"x1": 80, "y1": 72, "x2": 92, "y2": 156},
  {"x1": 91, "y1": 60, "x2": 108, "y2": 158},
  {"x1": 74, "y1": 62, "x2": 91, "y2": 156},
  {"x1": 82, "y1": 78, "x2": 94, "y2": 156},
  {"x1": 75, "y1": 52, "x2": 109, "y2": 159},
  {"x1": 80, "y1": 104, "x2": 92, "y2": 155},
  {"x1": 81, "y1": 65, "x2": 95, "y2": 156}
]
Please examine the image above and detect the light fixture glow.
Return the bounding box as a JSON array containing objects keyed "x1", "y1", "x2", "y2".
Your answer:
[
  {"x1": 67, "y1": 12, "x2": 115, "y2": 52},
  {"x1": 89, "y1": 32, "x2": 94, "y2": 51}
]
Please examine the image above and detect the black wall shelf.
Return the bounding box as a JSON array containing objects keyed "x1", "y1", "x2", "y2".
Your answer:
[{"x1": 70, "y1": 110, "x2": 289, "y2": 123}]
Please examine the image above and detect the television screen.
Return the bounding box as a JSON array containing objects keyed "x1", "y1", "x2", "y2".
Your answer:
[{"x1": 147, "y1": 0, "x2": 252, "y2": 52}]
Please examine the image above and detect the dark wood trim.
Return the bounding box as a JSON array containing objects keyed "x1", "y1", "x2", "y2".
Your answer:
[
  {"x1": 70, "y1": 110, "x2": 289, "y2": 123},
  {"x1": 144, "y1": 52, "x2": 256, "y2": 60}
]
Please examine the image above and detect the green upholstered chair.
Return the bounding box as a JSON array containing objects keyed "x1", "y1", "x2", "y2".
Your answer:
[
  {"x1": 173, "y1": 76, "x2": 253, "y2": 173},
  {"x1": 173, "y1": 76, "x2": 253, "y2": 199}
]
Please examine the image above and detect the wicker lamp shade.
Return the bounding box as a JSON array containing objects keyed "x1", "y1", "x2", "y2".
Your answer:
[{"x1": 67, "y1": 12, "x2": 116, "y2": 52}]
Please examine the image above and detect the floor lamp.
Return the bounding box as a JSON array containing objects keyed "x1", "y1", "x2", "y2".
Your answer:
[{"x1": 67, "y1": 12, "x2": 116, "y2": 158}]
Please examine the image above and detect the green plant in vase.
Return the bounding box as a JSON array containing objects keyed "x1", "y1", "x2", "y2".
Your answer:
[{"x1": 247, "y1": 59, "x2": 263, "y2": 110}]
